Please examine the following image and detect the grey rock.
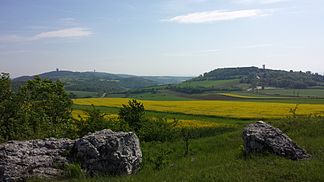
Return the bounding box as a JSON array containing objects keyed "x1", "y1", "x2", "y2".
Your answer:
[
  {"x1": 0, "y1": 129, "x2": 142, "y2": 182},
  {"x1": 243, "y1": 121, "x2": 310, "y2": 160},
  {"x1": 70, "y1": 129, "x2": 142, "y2": 176},
  {"x1": 0, "y1": 138, "x2": 74, "y2": 182}
]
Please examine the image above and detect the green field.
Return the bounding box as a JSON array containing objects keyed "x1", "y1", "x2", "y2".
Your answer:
[
  {"x1": 106, "y1": 90, "x2": 194, "y2": 101},
  {"x1": 57, "y1": 91, "x2": 324, "y2": 182},
  {"x1": 50, "y1": 116, "x2": 324, "y2": 182},
  {"x1": 258, "y1": 89, "x2": 324, "y2": 98},
  {"x1": 177, "y1": 79, "x2": 249, "y2": 89},
  {"x1": 63, "y1": 87, "x2": 324, "y2": 182}
]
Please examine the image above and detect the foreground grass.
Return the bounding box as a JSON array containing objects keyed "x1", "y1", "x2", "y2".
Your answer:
[
  {"x1": 45, "y1": 117, "x2": 324, "y2": 182},
  {"x1": 73, "y1": 98, "x2": 324, "y2": 119}
]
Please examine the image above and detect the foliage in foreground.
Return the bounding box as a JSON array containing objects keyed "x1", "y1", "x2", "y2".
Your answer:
[{"x1": 0, "y1": 73, "x2": 73, "y2": 142}]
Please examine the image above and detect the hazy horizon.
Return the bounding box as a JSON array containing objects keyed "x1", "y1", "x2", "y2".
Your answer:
[
  {"x1": 1, "y1": 0, "x2": 324, "y2": 78},
  {"x1": 10, "y1": 65, "x2": 324, "y2": 80}
]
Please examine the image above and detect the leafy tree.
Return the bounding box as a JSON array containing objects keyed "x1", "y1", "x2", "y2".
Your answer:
[
  {"x1": 0, "y1": 73, "x2": 23, "y2": 141},
  {"x1": 0, "y1": 73, "x2": 11, "y2": 100},
  {"x1": 17, "y1": 76, "x2": 72, "y2": 138},
  {"x1": 0, "y1": 75, "x2": 73, "y2": 141},
  {"x1": 118, "y1": 99, "x2": 145, "y2": 132}
]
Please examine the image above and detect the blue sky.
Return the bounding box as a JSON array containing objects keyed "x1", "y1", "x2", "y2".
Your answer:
[{"x1": 0, "y1": 0, "x2": 323, "y2": 77}]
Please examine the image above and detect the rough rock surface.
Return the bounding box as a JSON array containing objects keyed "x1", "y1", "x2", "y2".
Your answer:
[
  {"x1": 70, "y1": 129, "x2": 142, "y2": 176},
  {"x1": 243, "y1": 121, "x2": 310, "y2": 160},
  {"x1": 0, "y1": 138, "x2": 74, "y2": 182},
  {"x1": 0, "y1": 129, "x2": 142, "y2": 182}
]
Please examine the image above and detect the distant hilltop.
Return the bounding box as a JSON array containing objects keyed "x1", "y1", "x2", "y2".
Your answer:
[
  {"x1": 12, "y1": 70, "x2": 193, "y2": 93},
  {"x1": 192, "y1": 66, "x2": 324, "y2": 89}
]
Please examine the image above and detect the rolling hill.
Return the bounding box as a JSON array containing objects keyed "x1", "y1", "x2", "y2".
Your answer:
[
  {"x1": 170, "y1": 67, "x2": 324, "y2": 93},
  {"x1": 193, "y1": 66, "x2": 324, "y2": 89},
  {"x1": 12, "y1": 71, "x2": 192, "y2": 95}
]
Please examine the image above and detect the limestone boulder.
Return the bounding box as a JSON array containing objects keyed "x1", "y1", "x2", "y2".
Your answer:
[
  {"x1": 0, "y1": 129, "x2": 142, "y2": 182},
  {"x1": 243, "y1": 121, "x2": 310, "y2": 160}
]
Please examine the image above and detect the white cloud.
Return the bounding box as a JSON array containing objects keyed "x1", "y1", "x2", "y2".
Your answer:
[
  {"x1": 32, "y1": 28, "x2": 92, "y2": 40},
  {"x1": 0, "y1": 27, "x2": 93, "y2": 43},
  {"x1": 164, "y1": 9, "x2": 268, "y2": 23}
]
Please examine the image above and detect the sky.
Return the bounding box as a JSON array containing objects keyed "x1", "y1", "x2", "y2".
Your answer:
[{"x1": 0, "y1": 0, "x2": 324, "y2": 78}]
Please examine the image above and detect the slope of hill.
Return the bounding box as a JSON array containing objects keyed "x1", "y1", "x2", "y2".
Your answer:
[
  {"x1": 191, "y1": 67, "x2": 324, "y2": 89},
  {"x1": 12, "y1": 71, "x2": 192, "y2": 94},
  {"x1": 142, "y1": 76, "x2": 192, "y2": 85}
]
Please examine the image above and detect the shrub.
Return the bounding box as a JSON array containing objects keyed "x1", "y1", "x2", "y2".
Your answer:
[
  {"x1": 138, "y1": 118, "x2": 178, "y2": 142},
  {"x1": 74, "y1": 105, "x2": 121, "y2": 137},
  {"x1": 118, "y1": 99, "x2": 145, "y2": 132}
]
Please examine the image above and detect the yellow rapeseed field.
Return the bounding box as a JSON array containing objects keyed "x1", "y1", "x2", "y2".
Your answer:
[
  {"x1": 174, "y1": 119, "x2": 228, "y2": 128},
  {"x1": 72, "y1": 110, "x2": 225, "y2": 128},
  {"x1": 72, "y1": 110, "x2": 119, "y2": 121},
  {"x1": 73, "y1": 98, "x2": 324, "y2": 119}
]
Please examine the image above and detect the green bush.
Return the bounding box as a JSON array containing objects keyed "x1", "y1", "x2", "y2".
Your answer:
[
  {"x1": 138, "y1": 118, "x2": 178, "y2": 142},
  {"x1": 118, "y1": 99, "x2": 145, "y2": 132}
]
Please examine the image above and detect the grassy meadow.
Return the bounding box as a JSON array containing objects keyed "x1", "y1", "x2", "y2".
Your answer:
[
  {"x1": 62, "y1": 95, "x2": 324, "y2": 182},
  {"x1": 177, "y1": 79, "x2": 247, "y2": 89},
  {"x1": 257, "y1": 88, "x2": 324, "y2": 98},
  {"x1": 48, "y1": 116, "x2": 324, "y2": 182}
]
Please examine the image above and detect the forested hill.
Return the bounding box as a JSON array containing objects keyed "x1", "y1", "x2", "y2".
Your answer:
[
  {"x1": 193, "y1": 67, "x2": 324, "y2": 89},
  {"x1": 13, "y1": 71, "x2": 192, "y2": 93}
]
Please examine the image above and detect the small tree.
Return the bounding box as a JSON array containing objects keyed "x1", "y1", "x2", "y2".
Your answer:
[
  {"x1": 17, "y1": 76, "x2": 72, "y2": 137},
  {"x1": 289, "y1": 104, "x2": 299, "y2": 118},
  {"x1": 118, "y1": 99, "x2": 145, "y2": 132},
  {"x1": 181, "y1": 128, "x2": 193, "y2": 157}
]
